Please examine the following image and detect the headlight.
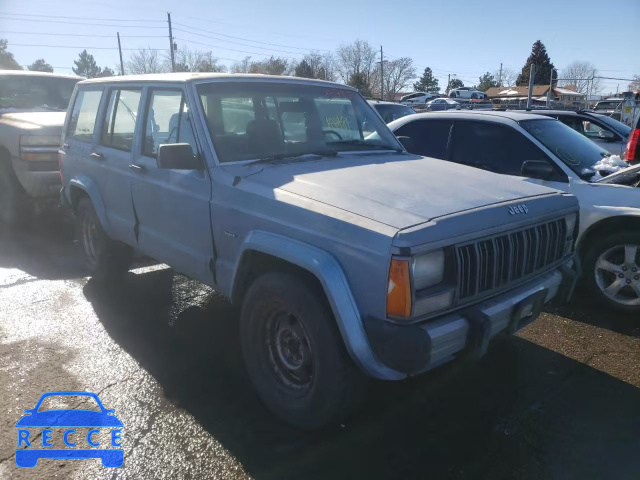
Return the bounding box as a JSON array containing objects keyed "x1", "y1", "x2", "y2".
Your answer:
[
  {"x1": 20, "y1": 135, "x2": 60, "y2": 146},
  {"x1": 412, "y1": 250, "x2": 445, "y2": 290}
]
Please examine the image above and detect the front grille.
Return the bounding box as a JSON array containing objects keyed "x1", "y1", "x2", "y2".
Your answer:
[{"x1": 456, "y1": 219, "x2": 567, "y2": 300}]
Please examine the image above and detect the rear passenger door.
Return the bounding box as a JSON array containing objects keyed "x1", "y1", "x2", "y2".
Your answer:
[
  {"x1": 92, "y1": 87, "x2": 143, "y2": 245},
  {"x1": 130, "y1": 87, "x2": 214, "y2": 284},
  {"x1": 393, "y1": 119, "x2": 453, "y2": 159}
]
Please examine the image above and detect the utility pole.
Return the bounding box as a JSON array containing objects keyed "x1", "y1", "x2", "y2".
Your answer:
[
  {"x1": 447, "y1": 73, "x2": 450, "y2": 93},
  {"x1": 167, "y1": 12, "x2": 175, "y2": 72},
  {"x1": 380, "y1": 45, "x2": 384, "y2": 101},
  {"x1": 498, "y1": 63, "x2": 503, "y2": 87},
  {"x1": 116, "y1": 32, "x2": 125, "y2": 76},
  {"x1": 526, "y1": 64, "x2": 536, "y2": 109}
]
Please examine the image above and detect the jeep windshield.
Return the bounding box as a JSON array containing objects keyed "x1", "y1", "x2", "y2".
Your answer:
[
  {"x1": 197, "y1": 81, "x2": 402, "y2": 163},
  {"x1": 520, "y1": 118, "x2": 616, "y2": 179},
  {"x1": 0, "y1": 75, "x2": 79, "y2": 111}
]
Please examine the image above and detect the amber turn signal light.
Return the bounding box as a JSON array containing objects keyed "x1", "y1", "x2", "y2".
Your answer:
[{"x1": 387, "y1": 258, "x2": 412, "y2": 318}]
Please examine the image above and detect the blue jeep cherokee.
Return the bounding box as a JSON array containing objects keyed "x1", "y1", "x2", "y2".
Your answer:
[{"x1": 60, "y1": 73, "x2": 579, "y2": 429}]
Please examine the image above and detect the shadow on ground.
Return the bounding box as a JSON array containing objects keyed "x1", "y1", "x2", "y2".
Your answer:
[{"x1": 84, "y1": 270, "x2": 640, "y2": 480}]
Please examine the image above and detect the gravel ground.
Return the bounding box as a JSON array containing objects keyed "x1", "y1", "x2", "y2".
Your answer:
[{"x1": 1, "y1": 212, "x2": 639, "y2": 480}]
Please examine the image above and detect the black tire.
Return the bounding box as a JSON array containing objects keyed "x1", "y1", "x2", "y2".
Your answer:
[
  {"x1": 240, "y1": 272, "x2": 366, "y2": 430},
  {"x1": 76, "y1": 197, "x2": 132, "y2": 280},
  {"x1": 583, "y1": 230, "x2": 640, "y2": 313},
  {"x1": 0, "y1": 158, "x2": 32, "y2": 227}
]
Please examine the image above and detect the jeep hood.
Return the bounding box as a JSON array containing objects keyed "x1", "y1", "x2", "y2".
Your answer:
[
  {"x1": 239, "y1": 153, "x2": 560, "y2": 229},
  {"x1": 0, "y1": 111, "x2": 65, "y2": 132}
]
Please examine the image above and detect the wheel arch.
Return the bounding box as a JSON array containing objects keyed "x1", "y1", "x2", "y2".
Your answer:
[
  {"x1": 67, "y1": 176, "x2": 112, "y2": 236},
  {"x1": 230, "y1": 231, "x2": 404, "y2": 380},
  {"x1": 578, "y1": 215, "x2": 640, "y2": 258}
]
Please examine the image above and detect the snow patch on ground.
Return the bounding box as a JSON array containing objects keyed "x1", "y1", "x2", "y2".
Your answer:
[{"x1": 587, "y1": 155, "x2": 628, "y2": 181}]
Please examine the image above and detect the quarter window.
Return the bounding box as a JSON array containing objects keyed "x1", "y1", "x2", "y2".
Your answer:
[
  {"x1": 144, "y1": 90, "x2": 197, "y2": 156},
  {"x1": 68, "y1": 89, "x2": 103, "y2": 142},
  {"x1": 394, "y1": 119, "x2": 453, "y2": 159},
  {"x1": 101, "y1": 89, "x2": 141, "y2": 151}
]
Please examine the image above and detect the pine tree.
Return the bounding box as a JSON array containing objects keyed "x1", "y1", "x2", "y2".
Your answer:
[
  {"x1": 27, "y1": 59, "x2": 54, "y2": 73},
  {"x1": 477, "y1": 72, "x2": 497, "y2": 91},
  {"x1": 516, "y1": 40, "x2": 557, "y2": 86},
  {"x1": 348, "y1": 72, "x2": 372, "y2": 97},
  {"x1": 0, "y1": 39, "x2": 22, "y2": 70},
  {"x1": 295, "y1": 60, "x2": 314, "y2": 79},
  {"x1": 413, "y1": 67, "x2": 439, "y2": 93},
  {"x1": 72, "y1": 50, "x2": 102, "y2": 78}
]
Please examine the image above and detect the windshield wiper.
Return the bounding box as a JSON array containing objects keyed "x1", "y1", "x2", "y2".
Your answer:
[
  {"x1": 245, "y1": 150, "x2": 338, "y2": 166},
  {"x1": 325, "y1": 139, "x2": 402, "y2": 152}
]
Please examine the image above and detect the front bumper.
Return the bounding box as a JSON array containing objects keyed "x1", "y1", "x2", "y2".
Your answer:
[
  {"x1": 12, "y1": 156, "x2": 60, "y2": 198},
  {"x1": 365, "y1": 258, "x2": 578, "y2": 376}
]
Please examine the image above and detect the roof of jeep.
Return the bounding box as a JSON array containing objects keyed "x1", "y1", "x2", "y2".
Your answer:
[
  {"x1": 78, "y1": 72, "x2": 353, "y2": 89},
  {"x1": 0, "y1": 70, "x2": 82, "y2": 80},
  {"x1": 387, "y1": 110, "x2": 551, "y2": 131}
]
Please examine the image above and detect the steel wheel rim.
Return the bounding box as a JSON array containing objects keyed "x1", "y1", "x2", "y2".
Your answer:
[
  {"x1": 265, "y1": 309, "x2": 314, "y2": 391},
  {"x1": 595, "y1": 244, "x2": 640, "y2": 306},
  {"x1": 82, "y1": 211, "x2": 99, "y2": 266}
]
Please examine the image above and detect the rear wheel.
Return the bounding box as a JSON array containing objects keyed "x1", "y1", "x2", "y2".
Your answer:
[
  {"x1": 76, "y1": 197, "x2": 132, "y2": 280},
  {"x1": 583, "y1": 231, "x2": 640, "y2": 313},
  {"x1": 240, "y1": 272, "x2": 366, "y2": 429}
]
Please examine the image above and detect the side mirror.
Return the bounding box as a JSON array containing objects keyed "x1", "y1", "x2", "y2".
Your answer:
[
  {"x1": 157, "y1": 143, "x2": 200, "y2": 170},
  {"x1": 522, "y1": 160, "x2": 554, "y2": 180},
  {"x1": 396, "y1": 136, "x2": 415, "y2": 152}
]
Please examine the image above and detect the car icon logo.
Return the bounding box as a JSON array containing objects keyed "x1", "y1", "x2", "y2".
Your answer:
[{"x1": 15, "y1": 391, "x2": 123, "y2": 468}]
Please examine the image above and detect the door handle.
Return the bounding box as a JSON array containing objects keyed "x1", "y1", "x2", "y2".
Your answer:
[
  {"x1": 90, "y1": 152, "x2": 104, "y2": 160},
  {"x1": 128, "y1": 164, "x2": 146, "y2": 173}
]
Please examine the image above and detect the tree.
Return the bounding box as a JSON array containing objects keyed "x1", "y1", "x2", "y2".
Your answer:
[
  {"x1": 559, "y1": 61, "x2": 601, "y2": 94},
  {"x1": 173, "y1": 47, "x2": 226, "y2": 73},
  {"x1": 72, "y1": 50, "x2": 101, "y2": 78},
  {"x1": 413, "y1": 67, "x2": 439, "y2": 93},
  {"x1": 0, "y1": 39, "x2": 22, "y2": 70},
  {"x1": 231, "y1": 56, "x2": 252, "y2": 74},
  {"x1": 516, "y1": 40, "x2": 557, "y2": 86},
  {"x1": 99, "y1": 66, "x2": 115, "y2": 77},
  {"x1": 477, "y1": 72, "x2": 497, "y2": 91},
  {"x1": 125, "y1": 48, "x2": 167, "y2": 75},
  {"x1": 294, "y1": 52, "x2": 331, "y2": 80},
  {"x1": 335, "y1": 40, "x2": 377, "y2": 92},
  {"x1": 494, "y1": 67, "x2": 517, "y2": 87},
  {"x1": 447, "y1": 78, "x2": 464, "y2": 93},
  {"x1": 247, "y1": 56, "x2": 289, "y2": 75},
  {"x1": 348, "y1": 72, "x2": 372, "y2": 97},
  {"x1": 630, "y1": 75, "x2": 640, "y2": 92},
  {"x1": 372, "y1": 57, "x2": 416, "y2": 100},
  {"x1": 27, "y1": 59, "x2": 53, "y2": 73}
]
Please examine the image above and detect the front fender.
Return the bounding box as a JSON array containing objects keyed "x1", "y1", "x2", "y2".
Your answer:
[
  {"x1": 67, "y1": 176, "x2": 112, "y2": 236},
  {"x1": 231, "y1": 231, "x2": 405, "y2": 380}
]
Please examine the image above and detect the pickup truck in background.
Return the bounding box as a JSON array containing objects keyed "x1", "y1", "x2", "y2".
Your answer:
[{"x1": 0, "y1": 70, "x2": 81, "y2": 225}]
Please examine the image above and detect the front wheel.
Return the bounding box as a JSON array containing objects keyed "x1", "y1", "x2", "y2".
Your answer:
[
  {"x1": 76, "y1": 197, "x2": 132, "y2": 280},
  {"x1": 240, "y1": 272, "x2": 366, "y2": 429},
  {"x1": 583, "y1": 231, "x2": 640, "y2": 313}
]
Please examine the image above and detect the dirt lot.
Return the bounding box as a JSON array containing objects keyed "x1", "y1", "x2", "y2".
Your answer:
[{"x1": 1, "y1": 212, "x2": 639, "y2": 479}]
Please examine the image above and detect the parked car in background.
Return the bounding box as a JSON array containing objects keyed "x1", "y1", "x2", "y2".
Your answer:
[
  {"x1": 61, "y1": 73, "x2": 578, "y2": 429},
  {"x1": 368, "y1": 100, "x2": 415, "y2": 123},
  {"x1": 0, "y1": 70, "x2": 82, "y2": 225},
  {"x1": 389, "y1": 111, "x2": 640, "y2": 313},
  {"x1": 594, "y1": 98, "x2": 624, "y2": 121},
  {"x1": 520, "y1": 109, "x2": 631, "y2": 157},
  {"x1": 449, "y1": 87, "x2": 487, "y2": 99},
  {"x1": 625, "y1": 111, "x2": 640, "y2": 164},
  {"x1": 426, "y1": 98, "x2": 461, "y2": 111},
  {"x1": 400, "y1": 91, "x2": 439, "y2": 106}
]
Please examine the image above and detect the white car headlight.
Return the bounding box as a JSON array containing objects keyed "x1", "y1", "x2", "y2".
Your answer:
[
  {"x1": 412, "y1": 249, "x2": 445, "y2": 290},
  {"x1": 20, "y1": 135, "x2": 61, "y2": 146}
]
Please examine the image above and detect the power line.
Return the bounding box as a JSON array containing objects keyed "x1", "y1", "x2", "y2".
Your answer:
[
  {"x1": 10, "y1": 43, "x2": 166, "y2": 51},
  {"x1": 3, "y1": 31, "x2": 166, "y2": 38},
  {"x1": 0, "y1": 15, "x2": 167, "y2": 28},
  {"x1": 0, "y1": 11, "x2": 165, "y2": 22},
  {"x1": 174, "y1": 37, "x2": 304, "y2": 60}
]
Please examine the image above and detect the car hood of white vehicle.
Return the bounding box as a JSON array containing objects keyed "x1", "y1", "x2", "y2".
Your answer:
[
  {"x1": 0, "y1": 111, "x2": 65, "y2": 131},
  {"x1": 239, "y1": 153, "x2": 561, "y2": 229}
]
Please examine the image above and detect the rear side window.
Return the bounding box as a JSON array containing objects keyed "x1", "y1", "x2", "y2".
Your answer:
[
  {"x1": 101, "y1": 89, "x2": 142, "y2": 151},
  {"x1": 68, "y1": 89, "x2": 103, "y2": 142},
  {"x1": 394, "y1": 119, "x2": 453, "y2": 159},
  {"x1": 144, "y1": 89, "x2": 197, "y2": 157}
]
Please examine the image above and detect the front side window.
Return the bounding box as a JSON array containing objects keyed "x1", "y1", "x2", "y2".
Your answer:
[
  {"x1": 197, "y1": 82, "x2": 400, "y2": 163},
  {"x1": 451, "y1": 121, "x2": 549, "y2": 176},
  {"x1": 144, "y1": 89, "x2": 197, "y2": 157},
  {"x1": 101, "y1": 89, "x2": 142, "y2": 151},
  {"x1": 68, "y1": 89, "x2": 103, "y2": 142}
]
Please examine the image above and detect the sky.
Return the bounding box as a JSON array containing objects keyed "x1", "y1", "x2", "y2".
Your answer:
[{"x1": 1, "y1": 0, "x2": 639, "y2": 95}]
